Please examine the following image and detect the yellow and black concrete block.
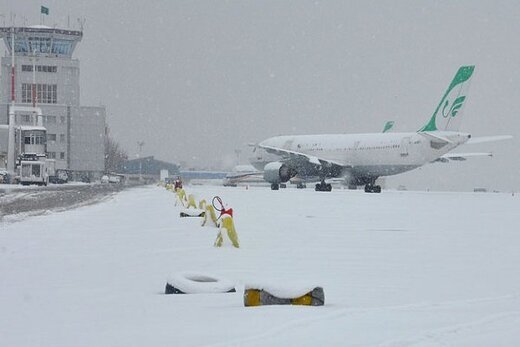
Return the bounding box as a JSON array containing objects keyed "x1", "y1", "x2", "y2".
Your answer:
[{"x1": 244, "y1": 287, "x2": 325, "y2": 306}]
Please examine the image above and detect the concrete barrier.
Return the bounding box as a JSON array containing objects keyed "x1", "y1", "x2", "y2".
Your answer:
[{"x1": 244, "y1": 287, "x2": 325, "y2": 306}]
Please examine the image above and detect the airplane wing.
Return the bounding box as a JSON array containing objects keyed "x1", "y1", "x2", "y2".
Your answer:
[
  {"x1": 258, "y1": 144, "x2": 350, "y2": 170},
  {"x1": 433, "y1": 152, "x2": 493, "y2": 163},
  {"x1": 225, "y1": 172, "x2": 262, "y2": 179},
  {"x1": 466, "y1": 135, "x2": 512, "y2": 144}
]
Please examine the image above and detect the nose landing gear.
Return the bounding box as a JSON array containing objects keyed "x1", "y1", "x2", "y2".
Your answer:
[
  {"x1": 364, "y1": 181, "x2": 381, "y2": 193},
  {"x1": 315, "y1": 180, "x2": 332, "y2": 192}
]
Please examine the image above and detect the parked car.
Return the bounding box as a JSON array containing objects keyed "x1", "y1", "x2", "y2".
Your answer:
[
  {"x1": 49, "y1": 169, "x2": 71, "y2": 184},
  {"x1": 0, "y1": 170, "x2": 10, "y2": 184}
]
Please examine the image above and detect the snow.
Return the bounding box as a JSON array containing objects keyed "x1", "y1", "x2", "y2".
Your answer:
[
  {"x1": 167, "y1": 271, "x2": 236, "y2": 294},
  {"x1": 1, "y1": 185, "x2": 519, "y2": 346},
  {"x1": 244, "y1": 281, "x2": 321, "y2": 299},
  {"x1": 28, "y1": 25, "x2": 52, "y2": 29}
]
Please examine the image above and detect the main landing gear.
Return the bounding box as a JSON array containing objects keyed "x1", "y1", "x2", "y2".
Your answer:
[
  {"x1": 315, "y1": 180, "x2": 332, "y2": 192},
  {"x1": 364, "y1": 182, "x2": 381, "y2": 193},
  {"x1": 271, "y1": 183, "x2": 287, "y2": 190}
]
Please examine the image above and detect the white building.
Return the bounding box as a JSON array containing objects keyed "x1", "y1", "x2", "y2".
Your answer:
[{"x1": 0, "y1": 25, "x2": 106, "y2": 180}]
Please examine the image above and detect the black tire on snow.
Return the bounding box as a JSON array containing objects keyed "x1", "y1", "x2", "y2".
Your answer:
[{"x1": 165, "y1": 272, "x2": 236, "y2": 295}]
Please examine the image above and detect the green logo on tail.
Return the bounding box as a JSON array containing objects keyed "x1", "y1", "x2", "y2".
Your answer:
[
  {"x1": 442, "y1": 96, "x2": 466, "y2": 118},
  {"x1": 420, "y1": 66, "x2": 474, "y2": 132}
]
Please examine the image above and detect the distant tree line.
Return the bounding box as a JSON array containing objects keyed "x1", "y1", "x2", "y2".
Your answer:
[{"x1": 104, "y1": 127, "x2": 128, "y2": 173}]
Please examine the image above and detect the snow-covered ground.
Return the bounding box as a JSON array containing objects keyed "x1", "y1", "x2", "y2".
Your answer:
[{"x1": 1, "y1": 185, "x2": 519, "y2": 346}]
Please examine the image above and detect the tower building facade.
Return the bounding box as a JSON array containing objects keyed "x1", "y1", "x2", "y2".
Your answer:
[{"x1": 0, "y1": 26, "x2": 105, "y2": 179}]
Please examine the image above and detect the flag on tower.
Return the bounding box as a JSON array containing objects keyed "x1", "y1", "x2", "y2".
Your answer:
[{"x1": 41, "y1": 6, "x2": 49, "y2": 15}]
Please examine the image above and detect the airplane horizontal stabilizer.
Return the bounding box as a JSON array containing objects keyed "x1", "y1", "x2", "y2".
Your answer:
[
  {"x1": 466, "y1": 135, "x2": 513, "y2": 144},
  {"x1": 434, "y1": 152, "x2": 493, "y2": 163}
]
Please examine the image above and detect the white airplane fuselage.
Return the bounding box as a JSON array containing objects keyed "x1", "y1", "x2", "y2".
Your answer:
[
  {"x1": 257, "y1": 131, "x2": 471, "y2": 180},
  {"x1": 247, "y1": 66, "x2": 511, "y2": 191}
]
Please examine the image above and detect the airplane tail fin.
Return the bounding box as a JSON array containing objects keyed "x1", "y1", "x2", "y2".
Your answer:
[
  {"x1": 419, "y1": 65, "x2": 475, "y2": 132},
  {"x1": 382, "y1": 121, "x2": 395, "y2": 133}
]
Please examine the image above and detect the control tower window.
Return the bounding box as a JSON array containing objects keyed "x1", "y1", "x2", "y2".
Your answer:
[
  {"x1": 28, "y1": 37, "x2": 51, "y2": 54},
  {"x1": 52, "y1": 40, "x2": 73, "y2": 55},
  {"x1": 14, "y1": 39, "x2": 29, "y2": 54}
]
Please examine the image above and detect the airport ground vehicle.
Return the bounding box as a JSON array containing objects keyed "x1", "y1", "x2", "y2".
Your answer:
[{"x1": 18, "y1": 154, "x2": 49, "y2": 186}]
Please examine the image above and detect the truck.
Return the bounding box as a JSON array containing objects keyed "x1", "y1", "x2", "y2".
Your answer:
[{"x1": 18, "y1": 154, "x2": 49, "y2": 186}]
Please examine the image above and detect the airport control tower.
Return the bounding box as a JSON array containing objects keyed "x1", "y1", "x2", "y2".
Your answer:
[{"x1": 0, "y1": 25, "x2": 106, "y2": 179}]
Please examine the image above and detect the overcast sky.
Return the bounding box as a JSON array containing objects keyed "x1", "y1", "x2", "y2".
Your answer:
[{"x1": 1, "y1": 0, "x2": 519, "y2": 191}]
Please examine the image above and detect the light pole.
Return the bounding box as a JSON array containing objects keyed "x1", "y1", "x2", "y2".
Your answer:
[
  {"x1": 137, "y1": 141, "x2": 144, "y2": 182},
  {"x1": 234, "y1": 149, "x2": 241, "y2": 166}
]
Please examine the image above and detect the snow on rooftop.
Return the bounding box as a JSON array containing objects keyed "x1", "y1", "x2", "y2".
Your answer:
[{"x1": 28, "y1": 25, "x2": 52, "y2": 29}]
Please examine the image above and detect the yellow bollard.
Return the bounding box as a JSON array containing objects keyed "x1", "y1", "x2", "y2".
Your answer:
[
  {"x1": 214, "y1": 215, "x2": 239, "y2": 248},
  {"x1": 175, "y1": 189, "x2": 187, "y2": 207},
  {"x1": 198, "y1": 199, "x2": 207, "y2": 210},
  {"x1": 187, "y1": 194, "x2": 197, "y2": 209},
  {"x1": 201, "y1": 205, "x2": 218, "y2": 227}
]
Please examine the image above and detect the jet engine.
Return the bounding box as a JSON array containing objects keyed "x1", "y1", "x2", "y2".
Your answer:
[{"x1": 263, "y1": 162, "x2": 297, "y2": 184}]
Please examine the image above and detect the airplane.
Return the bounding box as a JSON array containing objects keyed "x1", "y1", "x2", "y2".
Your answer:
[
  {"x1": 248, "y1": 120, "x2": 397, "y2": 189},
  {"x1": 250, "y1": 65, "x2": 512, "y2": 192},
  {"x1": 223, "y1": 165, "x2": 265, "y2": 186}
]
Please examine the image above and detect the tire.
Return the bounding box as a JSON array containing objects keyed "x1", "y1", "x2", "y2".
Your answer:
[
  {"x1": 165, "y1": 272, "x2": 236, "y2": 294},
  {"x1": 374, "y1": 185, "x2": 381, "y2": 193},
  {"x1": 271, "y1": 183, "x2": 279, "y2": 190},
  {"x1": 280, "y1": 183, "x2": 287, "y2": 189},
  {"x1": 326, "y1": 184, "x2": 332, "y2": 191}
]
